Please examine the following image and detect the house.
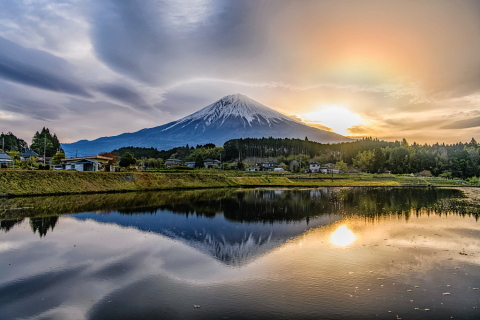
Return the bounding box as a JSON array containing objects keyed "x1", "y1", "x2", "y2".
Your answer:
[
  {"x1": 203, "y1": 158, "x2": 221, "y2": 168},
  {"x1": 165, "y1": 158, "x2": 183, "y2": 168},
  {"x1": 60, "y1": 155, "x2": 115, "y2": 172},
  {"x1": 20, "y1": 149, "x2": 39, "y2": 161},
  {"x1": 320, "y1": 166, "x2": 339, "y2": 174},
  {"x1": 309, "y1": 161, "x2": 320, "y2": 173},
  {"x1": 0, "y1": 152, "x2": 13, "y2": 168},
  {"x1": 257, "y1": 161, "x2": 279, "y2": 171}
]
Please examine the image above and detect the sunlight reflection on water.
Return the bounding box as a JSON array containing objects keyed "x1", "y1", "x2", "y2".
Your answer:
[{"x1": 330, "y1": 225, "x2": 356, "y2": 247}]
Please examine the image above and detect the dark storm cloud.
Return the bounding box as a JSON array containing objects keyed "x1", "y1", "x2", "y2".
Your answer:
[
  {"x1": 0, "y1": 37, "x2": 91, "y2": 97},
  {"x1": 441, "y1": 116, "x2": 480, "y2": 129},
  {"x1": 96, "y1": 84, "x2": 151, "y2": 110}
]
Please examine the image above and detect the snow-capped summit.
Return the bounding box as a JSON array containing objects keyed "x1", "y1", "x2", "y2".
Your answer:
[
  {"x1": 62, "y1": 94, "x2": 352, "y2": 156},
  {"x1": 167, "y1": 93, "x2": 298, "y2": 129}
]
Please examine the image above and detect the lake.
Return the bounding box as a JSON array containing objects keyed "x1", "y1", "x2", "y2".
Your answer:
[{"x1": 1, "y1": 187, "x2": 480, "y2": 319}]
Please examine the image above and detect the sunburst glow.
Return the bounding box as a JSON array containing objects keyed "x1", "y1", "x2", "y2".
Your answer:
[
  {"x1": 330, "y1": 225, "x2": 356, "y2": 247},
  {"x1": 300, "y1": 106, "x2": 363, "y2": 136}
]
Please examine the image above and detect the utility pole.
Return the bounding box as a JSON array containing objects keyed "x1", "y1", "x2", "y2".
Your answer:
[
  {"x1": 2, "y1": 136, "x2": 4, "y2": 152},
  {"x1": 43, "y1": 135, "x2": 46, "y2": 165}
]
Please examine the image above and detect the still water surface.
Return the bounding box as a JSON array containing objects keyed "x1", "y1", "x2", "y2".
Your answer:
[{"x1": 1, "y1": 187, "x2": 480, "y2": 319}]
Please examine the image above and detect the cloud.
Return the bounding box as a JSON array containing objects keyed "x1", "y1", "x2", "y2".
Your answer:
[
  {"x1": 96, "y1": 84, "x2": 151, "y2": 111},
  {"x1": 347, "y1": 125, "x2": 371, "y2": 135},
  {"x1": 89, "y1": 1, "x2": 274, "y2": 85},
  {"x1": 288, "y1": 115, "x2": 334, "y2": 132},
  {"x1": 2, "y1": 0, "x2": 480, "y2": 144},
  {"x1": 441, "y1": 116, "x2": 480, "y2": 130},
  {"x1": 0, "y1": 37, "x2": 91, "y2": 97}
]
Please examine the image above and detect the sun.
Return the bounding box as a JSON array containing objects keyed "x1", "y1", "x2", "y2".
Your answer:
[{"x1": 299, "y1": 105, "x2": 363, "y2": 136}]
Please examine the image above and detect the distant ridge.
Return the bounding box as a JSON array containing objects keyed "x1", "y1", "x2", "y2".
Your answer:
[{"x1": 62, "y1": 94, "x2": 352, "y2": 157}]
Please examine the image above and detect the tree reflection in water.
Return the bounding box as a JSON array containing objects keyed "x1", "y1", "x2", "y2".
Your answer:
[{"x1": 0, "y1": 187, "x2": 477, "y2": 239}]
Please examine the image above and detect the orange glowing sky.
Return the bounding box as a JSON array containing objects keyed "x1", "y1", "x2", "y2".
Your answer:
[{"x1": 1, "y1": 0, "x2": 480, "y2": 144}]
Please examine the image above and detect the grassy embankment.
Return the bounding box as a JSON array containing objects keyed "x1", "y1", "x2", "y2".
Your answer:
[{"x1": 0, "y1": 170, "x2": 468, "y2": 197}]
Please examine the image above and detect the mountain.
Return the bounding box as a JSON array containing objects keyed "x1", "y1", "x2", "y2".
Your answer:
[{"x1": 62, "y1": 94, "x2": 352, "y2": 156}]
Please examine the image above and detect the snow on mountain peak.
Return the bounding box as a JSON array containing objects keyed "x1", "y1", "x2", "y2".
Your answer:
[{"x1": 164, "y1": 94, "x2": 297, "y2": 130}]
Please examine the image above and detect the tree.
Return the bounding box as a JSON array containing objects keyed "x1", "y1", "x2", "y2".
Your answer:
[
  {"x1": 24, "y1": 156, "x2": 37, "y2": 169},
  {"x1": 335, "y1": 161, "x2": 348, "y2": 173},
  {"x1": 0, "y1": 132, "x2": 28, "y2": 152},
  {"x1": 195, "y1": 155, "x2": 204, "y2": 168},
  {"x1": 119, "y1": 152, "x2": 136, "y2": 169},
  {"x1": 52, "y1": 150, "x2": 66, "y2": 164},
  {"x1": 30, "y1": 128, "x2": 61, "y2": 157},
  {"x1": 279, "y1": 162, "x2": 288, "y2": 170},
  {"x1": 352, "y1": 150, "x2": 375, "y2": 172},
  {"x1": 221, "y1": 162, "x2": 230, "y2": 170},
  {"x1": 99, "y1": 152, "x2": 117, "y2": 164},
  {"x1": 290, "y1": 159, "x2": 300, "y2": 172}
]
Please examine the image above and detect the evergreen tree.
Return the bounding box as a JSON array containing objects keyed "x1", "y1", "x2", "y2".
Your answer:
[
  {"x1": 30, "y1": 128, "x2": 61, "y2": 157},
  {"x1": 0, "y1": 132, "x2": 28, "y2": 152}
]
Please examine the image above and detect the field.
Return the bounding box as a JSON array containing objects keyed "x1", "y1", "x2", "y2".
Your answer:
[{"x1": 0, "y1": 169, "x2": 469, "y2": 197}]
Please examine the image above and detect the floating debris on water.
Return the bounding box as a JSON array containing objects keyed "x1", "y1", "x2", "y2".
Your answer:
[
  {"x1": 443, "y1": 292, "x2": 451, "y2": 295},
  {"x1": 194, "y1": 305, "x2": 201, "y2": 308}
]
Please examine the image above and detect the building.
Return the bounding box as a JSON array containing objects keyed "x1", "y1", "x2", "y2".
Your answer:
[
  {"x1": 203, "y1": 158, "x2": 221, "y2": 168},
  {"x1": 165, "y1": 159, "x2": 183, "y2": 168},
  {"x1": 20, "y1": 149, "x2": 39, "y2": 161},
  {"x1": 257, "y1": 161, "x2": 279, "y2": 171},
  {"x1": 60, "y1": 155, "x2": 115, "y2": 172},
  {"x1": 309, "y1": 161, "x2": 320, "y2": 173},
  {"x1": 0, "y1": 152, "x2": 13, "y2": 168},
  {"x1": 319, "y1": 166, "x2": 340, "y2": 174}
]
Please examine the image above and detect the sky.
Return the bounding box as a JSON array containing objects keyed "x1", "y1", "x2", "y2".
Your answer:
[{"x1": 1, "y1": 0, "x2": 480, "y2": 145}]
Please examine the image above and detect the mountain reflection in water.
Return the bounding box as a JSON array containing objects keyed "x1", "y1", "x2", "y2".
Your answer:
[
  {"x1": 1, "y1": 187, "x2": 480, "y2": 320},
  {"x1": 0, "y1": 187, "x2": 474, "y2": 266}
]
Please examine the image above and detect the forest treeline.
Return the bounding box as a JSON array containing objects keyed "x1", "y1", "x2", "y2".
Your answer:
[
  {"x1": 112, "y1": 137, "x2": 480, "y2": 178},
  {"x1": 224, "y1": 137, "x2": 480, "y2": 178}
]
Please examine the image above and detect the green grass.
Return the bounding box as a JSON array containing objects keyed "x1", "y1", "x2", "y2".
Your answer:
[{"x1": 0, "y1": 170, "x2": 468, "y2": 197}]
